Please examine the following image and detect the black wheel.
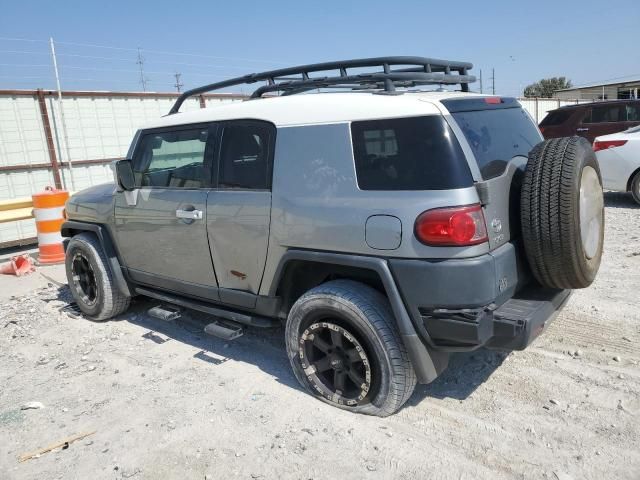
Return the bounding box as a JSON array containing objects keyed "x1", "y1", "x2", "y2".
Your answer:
[
  {"x1": 631, "y1": 171, "x2": 640, "y2": 205},
  {"x1": 65, "y1": 232, "x2": 130, "y2": 321},
  {"x1": 285, "y1": 280, "x2": 416, "y2": 417},
  {"x1": 521, "y1": 136, "x2": 604, "y2": 289}
]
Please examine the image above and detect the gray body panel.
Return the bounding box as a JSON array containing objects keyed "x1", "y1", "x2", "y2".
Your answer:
[
  {"x1": 259, "y1": 123, "x2": 485, "y2": 295},
  {"x1": 113, "y1": 188, "x2": 218, "y2": 290},
  {"x1": 206, "y1": 190, "x2": 271, "y2": 300}
]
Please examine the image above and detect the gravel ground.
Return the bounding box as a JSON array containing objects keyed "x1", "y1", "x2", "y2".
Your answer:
[{"x1": 1, "y1": 192, "x2": 638, "y2": 480}]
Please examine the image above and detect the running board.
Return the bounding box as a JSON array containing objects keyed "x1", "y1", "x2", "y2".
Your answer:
[{"x1": 135, "y1": 287, "x2": 279, "y2": 328}]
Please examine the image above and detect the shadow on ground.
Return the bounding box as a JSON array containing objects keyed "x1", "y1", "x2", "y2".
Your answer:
[
  {"x1": 406, "y1": 349, "x2": 507, "y2": 406},
  {"x1": 51, "y1": 284, "x2": 509, "y2": 408},
  {"x1": 52, "y1": 284, "x2": 301, "y2": 391},
  {"x1": 604, "y1": 191, "x2": 638, "y2": 209}
]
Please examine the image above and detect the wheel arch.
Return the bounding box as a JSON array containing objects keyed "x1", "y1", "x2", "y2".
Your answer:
[
  {"x1": 626, "y1": 166, "x2": 640, "y2": 192},
  {"x1": 61, "y1": 221, "x2": 132, "y2": 297},
  {"x1": 269, "y1": 250, "x2": 448, "y2": 383}
]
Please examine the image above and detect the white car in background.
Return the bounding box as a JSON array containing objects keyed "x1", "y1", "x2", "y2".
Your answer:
[{"x1": 594, "y1": 125, "x2": 640, "y2": 204}]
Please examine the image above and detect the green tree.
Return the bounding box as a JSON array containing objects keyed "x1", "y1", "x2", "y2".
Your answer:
[{"x1": 523, "y1": 77, "x2": 572, "y2": 98}]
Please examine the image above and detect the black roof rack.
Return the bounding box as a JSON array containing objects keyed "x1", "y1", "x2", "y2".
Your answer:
[{"x1": 168, "y1": 56, "x2": 475, "y2": 114}]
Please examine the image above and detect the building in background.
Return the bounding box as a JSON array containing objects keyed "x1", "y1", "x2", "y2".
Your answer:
[{"x1": 554, "y1": 78, "x2": 640, "y2": 101}]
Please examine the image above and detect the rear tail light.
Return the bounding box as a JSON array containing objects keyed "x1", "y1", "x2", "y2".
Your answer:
[
  {"x1": 484, "y1": 97, "x2": 502, "y2": 104},
  {"x1": 593, "y1": 140, "x2": 627, "y2": 152},
  {"x1": 414, "y1": 204, "x2": 488, "y2": 246}
]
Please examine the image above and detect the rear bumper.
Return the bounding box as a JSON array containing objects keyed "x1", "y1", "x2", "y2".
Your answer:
[
  {"x1": 389, "y1": 242, "x2": 570, "y2": 352},
  {"x1": 419, "y1": 287, "x2": 570, "y2": 351}
]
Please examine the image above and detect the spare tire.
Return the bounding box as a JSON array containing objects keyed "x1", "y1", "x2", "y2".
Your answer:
[{"x1": 521, "y1": 136, "x2": 604, "y2": 289}]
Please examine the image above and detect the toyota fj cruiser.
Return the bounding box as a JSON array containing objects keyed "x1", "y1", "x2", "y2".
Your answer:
[{"x1": 62, "y1": 57, "x2": 604, "y2": 416}]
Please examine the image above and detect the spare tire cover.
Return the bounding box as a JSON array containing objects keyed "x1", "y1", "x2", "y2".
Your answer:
[{"x1": 521, "y1": 136, "x2": 604, "y2": 289}]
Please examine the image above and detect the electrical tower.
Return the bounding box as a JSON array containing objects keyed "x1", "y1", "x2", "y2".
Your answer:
[
  {"x1": 136, "y1": 48, "x2": 148, "y2": 91},
  {"x1": 491, "y1": 68, "x2": 495, "y2": 95},
  {"x1": 174, "y1": 73, "x2": 183, "y2": 92}
]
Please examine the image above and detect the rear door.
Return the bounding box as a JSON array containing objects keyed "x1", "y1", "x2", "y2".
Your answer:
[
  {"x1": 206, "y1": 120, "x2": 275, "y2": 308},
  {"x1": 114, "y1": 123, "x2": 220, "y2": 300},
  {"x1": 579, "y1": 103, "x2": 628, "y2": 143}
]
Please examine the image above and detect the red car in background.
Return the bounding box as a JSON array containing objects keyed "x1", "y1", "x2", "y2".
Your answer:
[{"x1": 539, "y1": 99, "x2": 640, "y2": 143}]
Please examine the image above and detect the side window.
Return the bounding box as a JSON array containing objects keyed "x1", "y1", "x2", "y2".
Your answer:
[
  {"x1": 218, "y1": 122, "x2": 273, "y2": 190},
  {"x1": 134, "y1": 127, "x2": 211, "y2": 188},
  {"x1": 585, "y1": 105, "x2": 624, "y2": 123},
  {"x1": 626, "y1": 104, "x2": 640, "y2": 122}
]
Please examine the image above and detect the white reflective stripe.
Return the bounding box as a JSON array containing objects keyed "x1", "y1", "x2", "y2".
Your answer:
[
  {"x1": 33, "y1": 206, "x2": 65, "y2": 221},
  {"x1": 37, "y1": 232, "x2": 64, "y2": 245}
]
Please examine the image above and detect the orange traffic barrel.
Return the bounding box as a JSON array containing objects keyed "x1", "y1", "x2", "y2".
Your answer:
[{"x1": 32, "y1": 186, "x2": 69, "y2": 264}]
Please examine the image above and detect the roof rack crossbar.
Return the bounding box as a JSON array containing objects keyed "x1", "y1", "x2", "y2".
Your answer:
[{"x1": 168, "y1": 56, "x2": 475, "y2": 114}]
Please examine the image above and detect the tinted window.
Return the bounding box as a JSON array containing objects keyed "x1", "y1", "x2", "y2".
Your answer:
[
  {"x1": 351, "y1": 116, "x2": 472, "y2": 191},
  {"x1": 134, "y1": 127, "x2": 210, "y2": 188},
  {"x1": 585, "y1": 105, "x2": 625, "y2": 123},
  {"x1": 626, "y1": 104, "x2": 640, "y2": 122},
  {"x1": 539, "y1": 109, "x2": 573, "y2": 126},
  {"x1": 218, "y1": 122, "x2": 273, "y2": 190},
  {"x1": 452, "y1": 107, "x2": 541, "y2": 179}
]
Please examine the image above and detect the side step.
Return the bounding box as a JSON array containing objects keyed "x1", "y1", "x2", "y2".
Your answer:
[
  {"x1": 148, "y1": 304, "x2": 182, "y2": 322},
  {"x1": 135, "y1": 287, "x2": 279, "y2": 328},
  {"x1": 204, "y1": 320, "x2": 244, "y2": 341}
]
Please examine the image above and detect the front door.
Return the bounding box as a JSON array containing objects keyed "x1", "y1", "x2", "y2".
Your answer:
[
  {"x1": 206, "y1": 120, "x2": 275, "y2": 308},
  {"x1": 114, "y1": 123, "x2": 220, "y2": 301}
]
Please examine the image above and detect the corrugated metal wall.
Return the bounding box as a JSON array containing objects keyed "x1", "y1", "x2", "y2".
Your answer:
[{"x1": 0, "y1": 90, "x2": 585, "y2": 245}]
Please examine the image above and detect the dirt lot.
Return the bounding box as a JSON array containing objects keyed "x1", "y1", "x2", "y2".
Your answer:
[{"x1": 1, "y1": 192, "x2": 638, "y2": 480}]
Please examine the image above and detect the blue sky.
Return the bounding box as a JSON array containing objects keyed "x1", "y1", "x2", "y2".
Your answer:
[{"x1": 0, "y1": 0, "x2": 637, "y2": 96}]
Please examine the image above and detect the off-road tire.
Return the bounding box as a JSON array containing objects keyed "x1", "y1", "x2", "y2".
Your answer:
[
  {"x1": 65, "y1": 232, "x2": 130, "y2": 321},
  {"x1": 521, "y1": 136, "x2": 604, "y2": 289},
  {"x1": 285, "y1": 279, "x2": 416, "y2": 417},
  {"x1": 630, "y1": 171, "x2": 640, "y2": 205}
]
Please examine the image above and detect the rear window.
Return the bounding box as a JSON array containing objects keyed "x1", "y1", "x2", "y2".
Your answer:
[
  {"x1": 540, "y1": 109, "x2": 574, "y2": 126},
  {"x1": 450, "y1": 107, "x2": 541, "y2": 179},
  {"x1": 350, "y1": 116, "x2": 473, "y2": 191}
]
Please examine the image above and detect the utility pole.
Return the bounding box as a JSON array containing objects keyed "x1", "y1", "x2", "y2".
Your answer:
[
  {"x1": 49, "y1": 37, "x2": 75, "y2": 190},
  {"x1": 173, "y1": 73, "x2": 183, "y2": 93},
  {"x1": 136, "y1": 48, "x2": 147, "y2": 91},
  {"x1": 479, "y1": 69, "x2": 483, "y2": 94},
  {"x1": 491, "y1": 68, "x2": 496, "y2": 95}
]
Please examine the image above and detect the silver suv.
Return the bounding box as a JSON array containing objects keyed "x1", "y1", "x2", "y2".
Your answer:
[{"x1": 62, "y1": 57, "x2": 605, "y2": 416}]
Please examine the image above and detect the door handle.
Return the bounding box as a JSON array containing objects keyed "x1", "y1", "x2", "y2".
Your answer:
[
  {"x1": 576, "y1": 128, "x2": 589, "y2": 132},
  {"x1": 176, "y1": 209, "x2": 203, "y2": 220}
]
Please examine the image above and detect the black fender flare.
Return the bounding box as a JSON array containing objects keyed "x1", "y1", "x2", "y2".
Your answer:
[
  {"x1": 269, "y1": 250, "x2": 448, "y2": 383},
  {"x1": 61, "y1": 221, "x2": 132, "y2": 297}
]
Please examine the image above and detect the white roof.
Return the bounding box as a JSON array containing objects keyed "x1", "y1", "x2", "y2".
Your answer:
[{"x1": 142, "y1": 91, "x2": 487, "y2": 129}]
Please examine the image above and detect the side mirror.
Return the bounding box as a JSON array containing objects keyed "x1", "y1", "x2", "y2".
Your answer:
[{"x1": 116, "y1": 159, "x2": 136, "y2": 191}]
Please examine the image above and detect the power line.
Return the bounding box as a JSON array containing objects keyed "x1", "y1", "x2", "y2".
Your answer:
[
  {"x1": 0, "y1": 36, "x2": 287, "y2": 65},
  {"x1": 0, "y1": 36, "x2": 46, "y2": 43}
]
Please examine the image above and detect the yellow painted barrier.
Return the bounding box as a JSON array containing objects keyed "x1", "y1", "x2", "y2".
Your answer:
[{"x1": 0, "y1": 197, "x2": 34, "y2": 223}]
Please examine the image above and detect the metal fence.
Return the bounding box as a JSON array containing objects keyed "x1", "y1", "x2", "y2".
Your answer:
[{"x1": 0, "y1": 90, "x2": 586, "y2": 246}]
